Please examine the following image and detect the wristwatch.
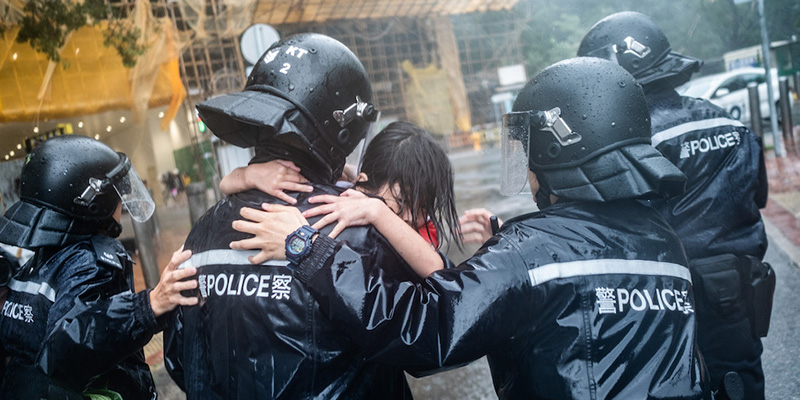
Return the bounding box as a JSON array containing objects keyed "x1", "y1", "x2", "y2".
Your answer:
[{"x1": 286, "y1": 225, "x2": 318, "y2": 265}]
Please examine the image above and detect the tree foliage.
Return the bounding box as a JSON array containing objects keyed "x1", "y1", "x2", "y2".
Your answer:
[
  {"x1": 2, "y1": 0, "x2": 145, "y2": 67},
  {"x1": 512, "y1": 0, "x2": 800, "y2": 77}
]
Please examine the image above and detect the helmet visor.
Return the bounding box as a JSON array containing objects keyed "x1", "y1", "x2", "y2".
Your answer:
[
  {"x1": 500, "y1": 111, "x2": 531, "y2": 196},
  {"x1": 110, "y1": 157, "x2": 155, "y2": 223},
  {"x1": 583, "y1": 43, "x2": 620, "y2": 63},
  {"x1": 343, "y1": 110, "x2": 381, "y2": 182}
]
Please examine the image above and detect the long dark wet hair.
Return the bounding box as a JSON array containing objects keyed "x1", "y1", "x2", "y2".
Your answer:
[{"x1": 356, "y1": 121, "x2": 462, "y2": 250}]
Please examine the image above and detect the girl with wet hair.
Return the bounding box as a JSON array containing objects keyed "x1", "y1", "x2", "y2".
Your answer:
[
  {"x1": 220, "y1": 120, "x2": 461, "y2": 276},
  {"x1": 351, "y1": 121, "x2": 460, "y2": 249}
]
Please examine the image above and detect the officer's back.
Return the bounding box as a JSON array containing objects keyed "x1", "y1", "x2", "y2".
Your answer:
[
  {"x1": 162, "y1": 33, "x2": 414, "y2": 399},
  {"x1": 165, "y1": 185, "x2": 416, "y2": 398}
]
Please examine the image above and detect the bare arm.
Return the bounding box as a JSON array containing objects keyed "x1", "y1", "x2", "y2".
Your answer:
[
  {"x1": 219, "y1": 160, "x2": 312, "y2": 204},
  {"x1": 230, "y1": 191, "x2": 444, "y2": 277},
  {"x1": 304, "y1": 191, "x2": 444, "y2": 276}
]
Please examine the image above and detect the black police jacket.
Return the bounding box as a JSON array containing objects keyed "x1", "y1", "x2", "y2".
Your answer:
[
  {"x1": 645, "y1": 89, "x2": 768, "y2": 260},
  {"x1": 163, "y1": 185, "x2": 416, "y2": 399},
  {"x1": 0, "y1": 235, "x2": 159, "y2": 399},
  {"x1": 295, "y1": 200, "x2": 709, "y2": 399}
]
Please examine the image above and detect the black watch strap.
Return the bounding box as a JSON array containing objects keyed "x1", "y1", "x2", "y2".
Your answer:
[{"x1": 294, "y1": 234, "x2": 337, "y2": 284}]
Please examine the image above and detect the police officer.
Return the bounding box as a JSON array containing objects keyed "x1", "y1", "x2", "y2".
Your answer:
[
  {"x1": 241, "y1": 57, "x2": 710, "y2": 399},
  {"x1": 162, "y1": 33, "x2": 418, "y2": 399},
  {"x1": 578, "y1": 12, "x2": 774, "y2": 400},
  {"x1": 0, "y1": 135, "x2": 197, "y2": 399}
]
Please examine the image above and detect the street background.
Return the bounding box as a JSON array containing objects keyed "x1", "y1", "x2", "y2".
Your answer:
[
  {"x1": 135, "y1": 114, "x2": 800, "y2": 399},
  {"x1": 0, "y1": 0, "x2": 797, "y2": 397}
]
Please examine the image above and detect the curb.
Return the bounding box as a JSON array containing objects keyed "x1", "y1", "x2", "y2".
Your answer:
[
  {"x1": 764, "y1": 217, "x2": 800, "y2": 268},
  {"x1": 763, "y1": 201, "x2": 800, "y2": 270}
]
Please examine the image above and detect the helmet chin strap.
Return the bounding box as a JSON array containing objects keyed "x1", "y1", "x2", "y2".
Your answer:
[
  {"x1": 101, "y1": 218, "x2": 123, "y2": 238},
  {"x1": 535, "y1": 186, "x2": 553, "y2": 209}
]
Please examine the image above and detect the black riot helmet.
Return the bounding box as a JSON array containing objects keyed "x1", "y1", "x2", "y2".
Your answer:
[
  {"x1": 502, "y1": 57, "x2": 685, "y2": 207},
  {"x1": 197, "y1": 33, "x2": 378, "y2": 183},
  {"x1": 577, "y1": 11, "x2": 702, "y2": 88},
  {"x1": 0, "y1": 135, "x2": 154, "y2": 248}
]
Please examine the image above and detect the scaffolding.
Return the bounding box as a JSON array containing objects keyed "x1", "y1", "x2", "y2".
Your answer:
[
  {"x1": 0, "y1": 0, "x2": 527, "y2": 159},
  {"x1": 102, "y1": 0, "x2": 249, "y2": 104},
  {"x1": 275, "y1": 6, "x2": 528, "y2": 129},
  {"x1": 104, "y1": 0, "x2": 529, "y2": 132}
]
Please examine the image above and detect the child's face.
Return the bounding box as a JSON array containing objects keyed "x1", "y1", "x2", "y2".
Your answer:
[{"x1": 376, "y1": 183, "x2": 426, "y2": 229}]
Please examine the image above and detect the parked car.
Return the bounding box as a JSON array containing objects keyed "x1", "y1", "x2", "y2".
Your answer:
[{"x1": 677, "y1": 67, "x2": 790, "y2": 123}]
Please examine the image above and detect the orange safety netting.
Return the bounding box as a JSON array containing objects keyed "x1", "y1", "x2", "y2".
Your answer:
[{"x1": 0, "y1": 3, "x2": 185, "y2": 131}]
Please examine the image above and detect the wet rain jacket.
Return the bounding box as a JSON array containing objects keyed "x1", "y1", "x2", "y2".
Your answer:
[
  {"x1": 644, "y1": 88, "x2": 770, "y2": 399},
  {"x1": 0, "y1": 235, "x2": 159, "y2": 399},
  {"x1": 163, "y1": 185, "x2": 416, "y2": 399},
  {"x1": 295, "y1": 199, "x2": 709, "y2": 399},
  {"x1": 645, "y1": 89, "x2": 768, "y2": 260}
]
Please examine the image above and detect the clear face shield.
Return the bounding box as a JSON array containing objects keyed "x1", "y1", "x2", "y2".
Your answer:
[
  {"x1": 344, "y1": 111, "x2": 381, "y2": 180},
  {"x1": 500, "y1": 111, "x2": 532, "y2": 196},
  {"x1": 584, "y1": 43, "x2": 620, "y2": 63},
  {"x1": 113, "y1": 159, "x2": 156, "y2": 222},
  {"x1": 584, "y1": 36, "x2": 651, "y2": 64},
  {"x1": 501, "y1": 108, "x2": 582, "y2": 196},
  {"x1": 75, "y1": 154, "x2": 156, "y2": 222}
]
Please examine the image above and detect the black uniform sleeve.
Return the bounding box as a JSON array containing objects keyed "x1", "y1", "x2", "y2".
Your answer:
[
  {"x1": 0, "y1": 300, "x2": 5, "y2": 380},
  {"x1": 162, "y1": 307, "x2": 186, "y2": 390},
  {"x1": 37, "y1": 249, "x2": 160, "y2": 388},
  {"x1": 295, "y1": 233, "x2": 533, "y2": 373}
]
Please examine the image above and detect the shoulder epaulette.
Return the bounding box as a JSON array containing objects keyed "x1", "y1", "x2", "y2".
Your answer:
[{"x1": 90, "y1": 235, "x2": 124, "y2": 271}]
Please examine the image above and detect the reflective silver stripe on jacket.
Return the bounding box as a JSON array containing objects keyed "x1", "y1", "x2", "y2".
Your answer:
[
  {"x1": 177, "y1": 249, "x2": 290, "y2": 270},
  {"x1": 651, "y1": 117, "x2": 745, "y2": 147},
  {"x1": 529, "y1": 259, "x2": 691, "y2": 287},
  {"x1": 7, "y1": 278, "x2": 57, "y2": 302}
]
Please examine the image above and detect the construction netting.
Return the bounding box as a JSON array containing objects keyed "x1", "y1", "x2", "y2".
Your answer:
[
  {"x1": 401, "y1": 60, "x2": 456, "y2": 137},
  {"x1": 0, "y1": 0, "x2": 522, "y2": 143},
  {"x1": 175, "y1": 0, "x2": 258, "y2": 41}
]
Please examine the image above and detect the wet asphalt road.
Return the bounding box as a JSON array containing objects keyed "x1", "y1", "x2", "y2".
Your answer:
[
  {"x1": 154, "y1": 146, "x2": 800, "y2": 399},
  {"x1": 760, "y1": 225, "x2": 800, "y2": 400}
]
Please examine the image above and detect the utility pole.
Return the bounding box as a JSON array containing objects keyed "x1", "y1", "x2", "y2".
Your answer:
[{"x1": 757, "y1": 0, "x2": 783, "y2": 156}]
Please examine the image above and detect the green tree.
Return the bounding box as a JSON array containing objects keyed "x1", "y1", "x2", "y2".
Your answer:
[
  {"x1": 1, "y1": 0, "x2": 146, "y2": 67},
  {"x1": 512, "y1": 0, "x2": 800, "y2": 76}
]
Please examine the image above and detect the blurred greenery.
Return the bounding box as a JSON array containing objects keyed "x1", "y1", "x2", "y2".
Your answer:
[
  {"x1": 2, "y1": 0, "x2": 145, "y2": 67},
  {"x1": 508, "y1": 0, "x2": 800, "y2": 77}
]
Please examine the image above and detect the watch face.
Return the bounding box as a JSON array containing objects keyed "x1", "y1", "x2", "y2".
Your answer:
[{"x1": 289, "y1": 236, "x2": 305, "y2": 254}]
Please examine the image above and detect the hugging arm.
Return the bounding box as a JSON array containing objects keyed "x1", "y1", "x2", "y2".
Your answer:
[
  {"x1": 294, "y1": 233, "x2": 531, "y2": 373},
  {"x1": 219, "y1": 160, "x2": 312, "y2": 204},
  {"x1": 232, "y1": 194, "x2": 445, "y2": 277}
]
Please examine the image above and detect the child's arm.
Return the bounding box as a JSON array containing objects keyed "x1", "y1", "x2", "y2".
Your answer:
[
  {"x1": 219, "y1": 160, "x2": 312, "y2": 204},
  {"x1": 304, "y1": 190, "x2": 444, "y2": 277},
  {"x1": 230, "y1": 190, "x2": 444, "y2": 277}
]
